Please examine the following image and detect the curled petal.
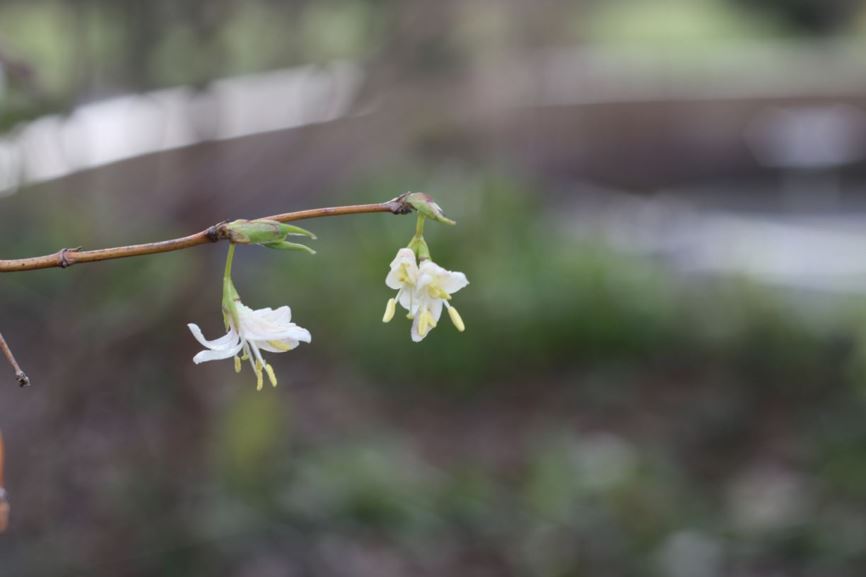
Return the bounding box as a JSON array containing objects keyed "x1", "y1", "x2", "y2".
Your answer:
[
  {"x1": 193, "y1": 340, "x2": 245, "y2": 364},
  {"x1": 187, "y1": 323, "x2": 240, "y2": 350}
]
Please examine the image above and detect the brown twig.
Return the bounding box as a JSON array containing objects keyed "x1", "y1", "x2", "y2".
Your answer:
[
  {"x1": 0, "y1": 331, "x2": 28, "y2": 387},
  {"x1": 0, "y1": 196, "x2": 411, "y2": 273}
]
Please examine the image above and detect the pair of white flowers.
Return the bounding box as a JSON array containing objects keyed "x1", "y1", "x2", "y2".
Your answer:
[
  {"x1": 383, "y1": 248, "x2": 469, "y2": 342},
  {"x1": 188, "y1": 245, "x2": 468, "y2": 389}
]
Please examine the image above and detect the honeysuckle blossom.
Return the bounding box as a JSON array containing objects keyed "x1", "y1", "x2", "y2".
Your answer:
[
  {"x1": 410, "y1": 259, "x2": 468, "y2": 342},
  {"x1": 188, "y1": 244, "x2": 311, "y2": 390},
  {"x1": 382, "y1": 248, "x2": 468, "y2": 342},
  {"x1": 188, "y1": 302, "x2": 311, "y2": 390},
  {"x1": 382, "y1": 248, "x2": 419, "y2": 322}
]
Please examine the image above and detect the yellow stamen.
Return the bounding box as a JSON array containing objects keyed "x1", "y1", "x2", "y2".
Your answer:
[
  {"x1": 429, "y1": 286, "x2": 450, "y2": 300},
  {"x1": 234, "y1": 355, "x2": 242, "y2": 373},
  {"x1": 418, "y1": 310, "x2": 429, "y2": 337},
  {"x1": 382, "y1": 298, "x2": 397, "y2": 323},
  {"x1": 266, "y1": 340, "x2": 294, "y2": 351},
  {"x1": 254, "y1": 359, "x2": 264, "y2": 391},
  {"x1": 265, "y1": 364, "x2": 278, "y2": 387},
  {"x1": 398, "y1": 264, "x2": 414, "y2": 285},
  {"x1": 418, "y1": 309, "x2": 437, "y2": 338},
  {"x1": 447, "y1": 304, "x2": 465, "y2": 332}
]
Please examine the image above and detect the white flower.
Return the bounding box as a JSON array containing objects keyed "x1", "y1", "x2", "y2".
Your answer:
[
  {"x1": 382, "y1": 248, "x2": 468, "y2": 342},
  {"x1": 410, "y1": 259, "x2": 468, "y2": 342},
  {"x1": 382, "y1": 248, "x2": 419, "y2": 322},
  {"x1": 188, "y1": 302, "x2": 311, "y2": 390}
]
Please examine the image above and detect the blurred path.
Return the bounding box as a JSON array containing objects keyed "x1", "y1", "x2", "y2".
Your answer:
[{"x1": 568, "y1": 188, "x2": 866, "y2": 294}]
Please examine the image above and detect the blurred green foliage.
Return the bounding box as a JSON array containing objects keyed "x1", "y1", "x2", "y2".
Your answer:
[
  {"x1": 5, "y1": 163, "x2": 866, "y2": 575},
  {"x1": 3, "y1": 1, "x2": 866, "y2": 574}
]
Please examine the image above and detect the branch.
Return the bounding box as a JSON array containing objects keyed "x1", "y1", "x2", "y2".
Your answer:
[
  {"x1": 0, "y1": 196, "x2": 413, "y2": 273},
  {"x1": 0, "y1": 330, "x2": 28, "y2": 387}
]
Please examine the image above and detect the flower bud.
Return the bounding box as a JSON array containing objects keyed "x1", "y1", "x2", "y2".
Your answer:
[
  {"x1": 403, "y1": 193, "x2": 456, "y2": 225},
  {"x1": 221, "y1": 219, "x2": 316, "y2": 250},
  {"x1": 407, "y1": 235, "x2": 431, "y2": 261}
]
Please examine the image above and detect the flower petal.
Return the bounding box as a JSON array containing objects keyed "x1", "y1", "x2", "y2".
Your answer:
[
  {"x1": 257, "y1": 339, "x2": 299, "y2": 352},
  {"x1": 386, "y1": 249, "x2": 418, "y2": 289},
  {"x1": 396, "y1": 288, "x2": 414, "y2": 311},
  {"x1": 429, "y1": 298, "x2": 444, "y2": 323},
  {"x1": 255, "y1": 306, "x2": 292, "y2": 324},
  {"x1": 193, "y1": 340, "x2": 245, "y2": 364},
  {"x1": 237, "y1": 305, "x2": 305, "y2": 341},
  {"x1": 291, "y1": 325, "x2": 312, "y2": 343},
  {"x1": 390, "y1": 248, "x2": 417, "y2": 269},
  {"x1": 242, "y1": 321, "x2": 310, "y2": 342},
  {"x1": 386, "y1": 269, "x2": 406, "y2": 290},
  {"x1": 410, "y1": 315, "x2": 426, "y2": 342},
  {"x1": 256, "y1": 324, "x2": 311, "y2": 345},
  {"x1": 441, "y1": 271, "x2": 469, "y2": 294},
  {"x1": 418, "y1": 259, "x2": 446, "y2": 276},
  {"x1": 187, "y1": 323, "x2": 239, "y2": 350},
  {"x1": 271, "y1": 306, "x2": 293, "y2": 323}
]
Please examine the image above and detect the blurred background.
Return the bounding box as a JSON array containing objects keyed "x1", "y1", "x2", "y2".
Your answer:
[{"x1": 2, "y1": 0, "x2": 866, "y2": 575}]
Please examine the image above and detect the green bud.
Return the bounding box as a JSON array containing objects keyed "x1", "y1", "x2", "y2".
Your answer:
[
  {"x1": 403, "y1": 193, "x2": 456, "y2": 225},
  {"x1": 222, "y1": 219, "x2": 316, "y2": 245},
  {"x1": 407, "y1": 235, "x2": 431, "y2": 261}
]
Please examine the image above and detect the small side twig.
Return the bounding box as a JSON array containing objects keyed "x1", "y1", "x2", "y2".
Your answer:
[{"x1": 0, "y1": 331, "x2": 29, "y2": 387}]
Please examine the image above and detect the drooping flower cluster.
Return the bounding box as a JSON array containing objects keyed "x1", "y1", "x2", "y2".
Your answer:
[{"x1": 382, "y1": 246, "x2": 468, "y2": 342}]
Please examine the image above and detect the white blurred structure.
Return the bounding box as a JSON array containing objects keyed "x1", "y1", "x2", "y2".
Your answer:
[
  {"x1": 0, "y1": 61, "x2": 361, "y2": 196},
  {"x1": 745, "y1": 105, "x2": 866, "y2": 170},
  {"x1": 568, "y1": 188, "x2": 866, "y2": 294}
]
